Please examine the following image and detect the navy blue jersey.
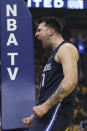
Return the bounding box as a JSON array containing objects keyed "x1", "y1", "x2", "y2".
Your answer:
[{"x1": 38, "y1": 41, "x2": 77, "y2": 105}]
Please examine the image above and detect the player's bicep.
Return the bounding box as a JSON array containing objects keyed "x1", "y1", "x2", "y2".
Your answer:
[{"x1": 59, "y1": 46, "x2": 78, "y2": 83}]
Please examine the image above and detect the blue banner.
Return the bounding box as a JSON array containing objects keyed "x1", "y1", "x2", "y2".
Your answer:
[
  {"x1": 1, "y1": 0, "x2": 36, "y2": 130},
  {"x1": 27, "y1": 0, "x2": 87, "y2": 9}
]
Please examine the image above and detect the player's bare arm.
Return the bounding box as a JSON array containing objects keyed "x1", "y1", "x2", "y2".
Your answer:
[{"x1": 44, "y1": 43, "x2": 79, "y2": 108}]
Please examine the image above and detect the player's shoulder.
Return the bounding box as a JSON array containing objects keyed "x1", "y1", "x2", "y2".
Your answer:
[
  {"x1": 55, "y1": 42, "x2": 79, "y2": 63},
  {"x1": 59, "y1": 42, "x2": 78, "y2": 53},
  {"x1": 57, "y1": 42, "x2": 79, "y2": 60},
  {"x1": 61, "y1": 42, "x2": 77, "y2": 49}
]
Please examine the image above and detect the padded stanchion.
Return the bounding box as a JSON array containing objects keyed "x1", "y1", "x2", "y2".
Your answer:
[{"x1": 1, "y1": 0, "x2": 36, "y2": 130}]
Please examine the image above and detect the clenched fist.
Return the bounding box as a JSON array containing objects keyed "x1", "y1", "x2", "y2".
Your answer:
[
  {"x1": 22, "y1": 114, "x2": 34, "y2": 128},
  {"x1": 33, "y1": 103, "x2": 51, "y2": 118}
]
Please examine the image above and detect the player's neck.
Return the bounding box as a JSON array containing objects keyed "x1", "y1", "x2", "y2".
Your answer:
[{"x1": 51, "y1": 35, "x2": 64, "y2": 50}]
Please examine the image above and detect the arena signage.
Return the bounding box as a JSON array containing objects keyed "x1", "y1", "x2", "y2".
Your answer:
[
  {"x1": 27, "y1": 0, "x2": 86, "y2": 9},
  {"x1": 6, "y1": 4, "x2": 18, "y2": 80},
  {"x1": 1, "y1": 0, "x2": 36, "y2": 130}
]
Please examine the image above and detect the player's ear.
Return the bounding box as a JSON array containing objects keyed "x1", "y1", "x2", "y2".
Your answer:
[{"x1": 49, "y1": 28, "x2": 54, "y2": 36}]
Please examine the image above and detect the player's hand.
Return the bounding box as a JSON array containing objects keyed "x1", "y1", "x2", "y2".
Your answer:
[
  {"x1": 33, "y1": 103, "x2": 51, "y2": 118},
  {"x1": 22, "y1": 114, "x2": 34, "y2": 128}
]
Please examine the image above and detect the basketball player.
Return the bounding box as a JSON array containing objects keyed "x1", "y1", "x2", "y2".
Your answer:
[{"x1": 23, "y1": 17, "x2": 79, "y2": 131}]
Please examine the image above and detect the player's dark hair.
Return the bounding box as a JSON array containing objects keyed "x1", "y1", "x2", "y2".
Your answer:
[{"x1": 35, "y1": 17, "x2": 62, "y2": 34}]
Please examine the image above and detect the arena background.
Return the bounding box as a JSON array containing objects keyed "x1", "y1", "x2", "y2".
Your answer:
[{"x1": 0, "y1": 0, "x2": 87, "y2": 131}]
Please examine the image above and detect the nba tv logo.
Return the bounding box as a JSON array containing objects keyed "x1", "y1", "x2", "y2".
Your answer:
[{"x1": 67, "y1": 0, "x2": 83, "y2": 9}]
